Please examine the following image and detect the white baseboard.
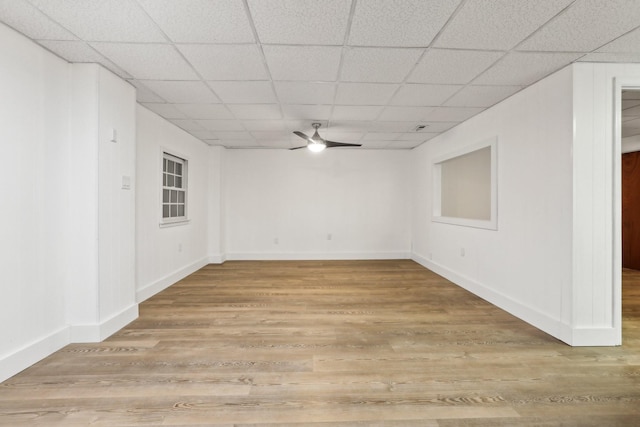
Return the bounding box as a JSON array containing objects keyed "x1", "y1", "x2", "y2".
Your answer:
[
  {"x1": 412, "y1": 253, "x2": 622, "y2": 347},
  {"x1": 69, "y1": 303, "x2": 139, "y2": 343},
  {"x1": 136, "y1": 256, "x2": 211, "y2": 303},
  {"x1": 225, "y1": 251, "x2": 410, "y2": 261},
  {"x1": 208, "y1": 253, "x2": 226, "y2": 264},
  {"x1": 0, "y1": 326, "x2": 69, "y2": 383},
  {"x1": 411, "y1": 252, "x2": 575, "y2": 346},
  {"x1": 569, "y1": 327, "x2": 621, "y2": 346}
]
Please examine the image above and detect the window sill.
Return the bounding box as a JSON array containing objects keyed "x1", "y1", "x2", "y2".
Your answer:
[{"x1": 159, "y1": 219, "x2": 191, "y2": 228}]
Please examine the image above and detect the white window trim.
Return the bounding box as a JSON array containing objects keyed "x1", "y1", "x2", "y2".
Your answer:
[
  {"x1": 160, "y1": 149, "x2": 190, "y2": 227},
  {"x1": 431, "y1": 136, "x2": 498, "y2": 230}
]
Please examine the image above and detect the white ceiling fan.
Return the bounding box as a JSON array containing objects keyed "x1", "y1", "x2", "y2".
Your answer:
[{"x1": 291, "y1": 123, "x2": 362, "y2": 152}]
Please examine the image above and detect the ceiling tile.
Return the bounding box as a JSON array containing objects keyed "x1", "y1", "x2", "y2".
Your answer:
[
  {"x1": 417, "y1": 122, "x2": 458, "y2": 133},
  {"x1": 250, "y1": 131, "x2": 292, "y2": 140},
  {"x1": 474, "y1": 52, "x2": 582, "y2": 86},
  {"x1": 38, "y1": 40, "x2": 132, "y2": 78},
  {"x1": 203, "y1": 139, "x2": 223, "y2": 146},
  {"x1": 274, "y1": 82, "x2": 336, "y2": 105},
  {"x1": 282, "y1": 105, "x2": 332, "y2": 120},
  {"x1": 175, "y1": 104, "x2": 234, "y2": 119},
  {"x1": 348, "y1": 0, "x2": 460, "y2": 47},
  {"x1": 127, "y1": 79, "x2": 165, "y2": 103},
  {"x1": 597, "y1": 27, "x2": 640, "y2": 53},
  {"x1": 263, "y1": 45, "x2": 342, "y2": 81},
  {"x1": 332, "y1": 106, "x2": 383, "y2": 121},
  {"x1": 260, "y1": 141, "x2": 296, "y2": 149},
  {"x1": 222, "y1": 140, "x2": 263, "y2": 148},
  {"x1": 396, "y1": 132, "x2": 440, "y2": 141},
  {"x1": 386, "y1": 140, "x2": 427, "y2": 149},
  {"x1": 378, "y1": 106, "x2": 434, "y2": 122},
  {"x1": 0, "y1": 0, "x2": 77, "y2": 40},
  {"x1": 242, "y1": 120, "x2": 287, "y2": 131},
  {"x1": 228, "y1": 104, "x2": 282, "y2": 120},
  {"x1": 196, "y1": 120, "x2": 246, "y2": 131},
  {"x1": 361, "y1": 132, "x2": 402, "y2": 141},
  {"x1": 208, "y1": 81, "x2": 277, "y2": 104},
  {"x1": 325, "y1": 121, "x2": 374, "y2": 132},
  {"x1": 178, "y1": 44, "x2": 269, "y2": 80},
  {"x1": 367, "y1": 121, "x2": 417, "y2": 132},
  {"x1": 359, "y1": 140, "x2": 392, "y2": 149},
  {"x1": 323, "y1": 131, "x2": 364, "y2": 141},
  {"x1": 288, "y1": 120, "x2": 329, "y2": 132},
  {"x1": 141, "y1": 80, "x2": 220, "y2": 103},
  {"x1": 247, "y1": 0, "x2": 352, "y2": 45},
  {"x1": 335, "y1": 83, "x2": 399, "y2": 105},
  {"x1": 211, "y1": 131, "x2": 253, "y2": 140},
  {"x1": 444, "y1": 85, "x2": 522, "y2": 107},
  {"x1": 91, "y1": 43, "x2": 199, "y2": 80},
  {"x1": 424, "y1": 107, "x2": 484, "y2": 122},
  {"x1": 578, "y1": 52, "x2": 640, "y2": 63},
  {"x1": 189, "y1": 130, "x2": 218, "y2": 140},
  {"x1": 169, "y1": 119, "x2": 206, "y2": 131},
  {"x1": 141, "y1": 103, "x2": 187, "y2": 119},
  {"x1": 390, "y1": 84, "x2": 462, "y2": 106},
  {"x1": 434, "y1": 0, "x2": 573, "y2": 50},
  {"x1": 29, "y1": 0, "x2": 165, "y2": 42},
  {"x1": 518, "y1": 0, "x2": 640, "y2": 52},
  {"x1": 137, "y1": 0, "x2": 254, "y2": 43},
  {"x1": 340, "y1": 47, "x2": 424, "y2": 82},
  {"x1": 408, "y1": 49, "x2": 503, "y2": 84}
]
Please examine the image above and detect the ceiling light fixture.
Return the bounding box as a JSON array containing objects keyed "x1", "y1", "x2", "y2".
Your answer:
[
  {"x1": 291, "y1": 123, "x2": 361, "y2": 151},
  {"x1": 308, "y1": 139, "x2": 326, "y2": 152}
]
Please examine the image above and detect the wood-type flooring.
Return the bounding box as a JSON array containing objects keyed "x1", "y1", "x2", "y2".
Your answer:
[{"x1": 1, "y1": 260, "x2": 639, "y2": 426}]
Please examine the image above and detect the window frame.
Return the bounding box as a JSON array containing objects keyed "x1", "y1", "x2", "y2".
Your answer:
[
  {"x1": 431, "y1": 137, "x2": 498, "y2": 230},
  {"x1": 160, "y1": 150, "x2": 189, "y2": 227}
]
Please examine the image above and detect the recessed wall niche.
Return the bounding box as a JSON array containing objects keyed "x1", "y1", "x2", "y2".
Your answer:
[{"x1": 432, "y1": 137, "x2": 497, "y2": 230}]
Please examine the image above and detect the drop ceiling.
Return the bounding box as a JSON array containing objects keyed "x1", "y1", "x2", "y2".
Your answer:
[{"x1": 2, "y1": 0, "x2": 640, "y2": 149}]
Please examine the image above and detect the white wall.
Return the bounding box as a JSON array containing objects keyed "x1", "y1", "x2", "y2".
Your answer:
[
  {"x1": 412, "y1": 66, "x2": 575, "y2": 343},
  {"x1": 66, "y1": 64, "x2": 138, "y2": 342},
  {"x1": 225, "y1": 149, "x2": 411, "y2": 259},
  {"x1": 0, "y1": 24, "x2": 138, "y2": 382},
  {"x1": 136, "y1": 105, "x2": 220, "y2": 301},
  {"x1": 96, "y1": 66, "x2": 137, "y2": 336},
  {"x1": 0, "y1": 23, "x2": 72, "y2": 382},
  {"x1": 572, "y1": 62, "x2": 640, "y2": 345}
]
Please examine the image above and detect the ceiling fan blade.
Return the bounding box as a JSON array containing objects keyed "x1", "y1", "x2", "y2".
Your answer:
[
  {"x1": 289, "y1": 145, "x2": 308, "y2": 150},
  {"x1": 293, "y1": 131, "x2": 314, "y2": 143},
  {"x1": 326, "y1": 141, "x2": 362, "y2": 148}
]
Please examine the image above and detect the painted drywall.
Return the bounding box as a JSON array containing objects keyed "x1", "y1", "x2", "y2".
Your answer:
[
  {"x1": 224, "y1": 149, "x2": 411, "y2": 259},
  {"x1": 96, "y1": 66, "x2": 137, "y2": 336},
  {"x1": 0, "y1": 25, "x2": 138, "y2": 381},
  {"x1": 0, "y1": 23, "x2": 72, "y2": 382},
  {"x1": 136, "y1": 105, "x2": 220, "y2": 301},
  {"x1": 66, "y1": 64, "x2": 138, "y2": 343},
  {"x1": 412, "y1": 66, "x2": 575, "y2": 344}
]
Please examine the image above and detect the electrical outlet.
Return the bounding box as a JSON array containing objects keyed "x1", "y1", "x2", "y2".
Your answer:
[
  {"x1": 460, "y1": 248, "x2": 465, "y2": 257},
  {"x1": 327, "y1": 233, "x2": 332, "y2": 240},
  {"x1": 274, "y1": 238, "x2": 279, "y2": 244}
]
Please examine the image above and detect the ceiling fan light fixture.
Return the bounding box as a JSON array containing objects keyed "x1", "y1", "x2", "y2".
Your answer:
[
  {"x1": 308, "y1": 141, "x2": 326, "y2": 152},
  {"x1": 291, "y1": 122, "x2": 361, "y2": 151}
]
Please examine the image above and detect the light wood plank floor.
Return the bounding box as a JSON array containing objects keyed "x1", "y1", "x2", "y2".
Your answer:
[{"x1": 1, "y1": 260, "x2": 639, "y2": 426}]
